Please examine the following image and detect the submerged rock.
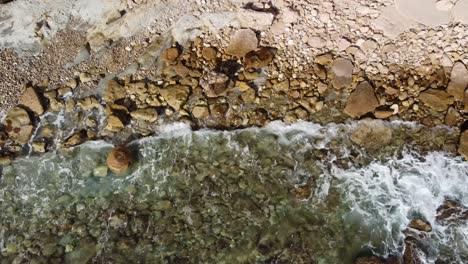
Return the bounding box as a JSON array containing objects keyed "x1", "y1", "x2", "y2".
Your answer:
[
  {"x1": 107, "y1": 146, "x2": 132, "y2": 174},
  {"x1": 355, "y1": 256, "x2": 384, "y2": 264},
  {"x1": 350, "y1": 120, "x2": 392, "y2": 151}
]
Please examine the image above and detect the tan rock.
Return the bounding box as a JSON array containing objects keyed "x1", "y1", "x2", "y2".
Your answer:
[
  {"x1": 78, "y1": 97, "x2": 101, "y2": 110},
  {"x1": 273, "y1": 79, "x2": 290, "y2": 92},
  {"x1": 2, "y1": 107, "x2": 34, "y2": 144},
  {"x1": 226, "y1": 29, "x2": 258, "y2": 58},
  {"x1": 201, "y1": 47, "x2": 217, "y2": 61},
  {"x1": 162, "y1": 47, "x2": 179, "y2": 63},
  {"x1": 107, "y1": 146, "x2": 132, "y2": 174},
  {"x1": 418, "y1": 89, "x2": 454, "y2": 111},
  {"x1": 159, "y1": 85, "x2": 190, "y2": 111},
  {"x1": 344, "y1": 82, "x2": 379, "y2": 118},
  {"x1": 404, "y1": 237, "x2": 425, "y2": 264},
  {"x1": 63, "y1": 130, "x2": 85, "y2": 148},
  {"x1": 0, "y1": 155, "x2": 12, "y2": 166},
  {"x1": 330, "y1": 58, "x2": 353, "y2": 89},
  {"x1": 374, "y1": 109, "x2": 394, "y2": 119},
  {"x1": 32, "y1": 142, "x2": 47, "y2": 153},
  {"x1": 444, "y1": 107, "x2": 460, "y2": 126},
  {"x1": 465, "y1": 89, "x2": 468, "y2": 112},
  {"x1": 351, "y1": 120, "x2": 393, "y2": 151},
  {"x1": 130, "y1": 108, "x2": 158, "y2": 122},
  {"x1": 104, "y1": 80, "x2": 126, "y2": 103},
  {"x1": 19, "y1": 87, "x2": 44, "y2": 115},
  {"x1": 66, "y1": 79, "x2": 78, "y2": 89},
  {"x1": 459, "y1": 130, "x2": 468, "y2": 160},
  {"x1": 105, "y1": 115, "x2": 125, "y2": 132},
  {"x1": 314, "y1": 53, "x2": 333, "y2": 65},
  {"x1": 447, "y1": 62, "x2": 468, "y2": 101},
  {"x1": 408, "y1": 218, "x2": 432, "y2": 232},
  {"x1": 244, "y1": 47, "x2": 276, "y2": 68},
  {"x1": 79, "y1": 72, "x2": 92, "y2": 83},
  {"x1": 192, "y1": 106, "x2": 209, "y2": 119}
]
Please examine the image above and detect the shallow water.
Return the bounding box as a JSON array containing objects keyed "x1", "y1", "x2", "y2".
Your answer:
[{"x1": 0, "y1": 121, "x2": 467, "y2": 263}]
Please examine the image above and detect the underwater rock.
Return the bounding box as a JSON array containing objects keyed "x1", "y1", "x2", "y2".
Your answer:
[
  {"x1": 63, "y1": 130, "x2": 86, "y2": 148},
  {"x1": 354, "y1": 256, "x2": 384, "y2": 264},
  {"x1": 107, "y1": 146, "x2": 132, "y2": 174},
  {"x1": 350, "y1": 120, "x2": 392, "y2": 151}
]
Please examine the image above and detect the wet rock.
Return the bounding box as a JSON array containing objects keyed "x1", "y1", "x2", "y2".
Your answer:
[
  {"x1": 408, "y1": 218, "x2": 432, "y2": 232},
  {"x1": 154, "y1": 200, "x2": 172, "y2": 211},
  {"x1": 93, "y1": 166, "x2": 108, "y2": 177},
  {"x1": 459, "y1": 130, "x2": 468, "y2": 160},
  {"x1": 0, "y1": 155, "x2": 12, "y2": 166},
  {"x1": 344, "y1": 82, "x2": 379, "y2": 118},
  {"x1": 446, "y1": 62, "x2": 468, "y2": 101},
  {"x1": 351, "y1": 120, "x2": 393, "y2": 151},
  {"x1": 403, "y1": 237, "x2": 425, "y2": 264},
  {"x1": 418, "y1": 89, "x2": 454, "y2": 112},
  {"x1": 436, "y1": 199, "x2": 468, "y2": 224},
  {"x1": 202, "y1": 47, "x2": 217, "y2": 61},
  {"x1": 130, "y1": 108, "x2": 158, "y2": 122},
  {"x1": 105, "y1": 115, "x2": 125, "y2": 132},
  {"x1": 104, "y1": 80, "x2": 126, "y2": 103},
  {"x1": 64, "y1": 238, "x2": 97, "y2": 264},
  {"x1": 19, "y1": 87, "x2": 44, "y2": 115},
  {"x1": 374, "y1": 109, "x2": 394, "y2": 119},
  {"x1": 226, "y1": 29, "x2": 258, "y2": 58},
  {"x1": 63, "y1": 130, "x2": 86, "y2": 148},
  {"x1": 162, "y1": 47, "x2": 179, "y2": 63},
  {"x1": 330, "y1": 58, "x2": 353, "y2": 89},
  {"x1": 78, "y1": 97, "x2": 102, "y2": 110},
  {"x1": 31, "y1": 141, "x2": 46, "y2": 153},
  {"x1": 192, "y1": 106, "x2": 209, "y2": 119},
  {"x1": 244, "y1": 47, "x2": 276, "y2": 69},
  {"x1": 159, "y1": 85, "x2": 190, "y2": 111},
  {"x1": 107, "y1": 146, "x2": 132, "y2": 174},
  {"x1": 355, "y1": 256, "x2": 384, "y2": 264},
  {"x1": 2, "y1": 107, "x2": 34, "y2": 144},
  {"x1": 444, "y1": 107, "x2": 460, "y2": 126}
]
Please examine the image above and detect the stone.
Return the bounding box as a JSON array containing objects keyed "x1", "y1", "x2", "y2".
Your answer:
[
  {"x1": 31, "y1": 142, "x2": 46, "y2": 153},
  {"x1": 244, "y1": 47, "x2": 276, "y2": 68},
  {"x1": 355, "y1": 256, "x2": 384, "y2": 264},
  {"x1": 192, "y1": 106, "x2": 209, "y2": 119},
  {"x1": 78, "y1": 97, "x2": 101, "y2": 110},
  {"x1": 273, "y1": 79, "x2": 290, "y2": 92},
  {"x1": 2, "y1": 107, "x2": 34, "y2": 144},
  {"x1": 351, "y1": 120, "x2": 393, "y2": 151},
  {"x1": 408, "y1": 218, "x2": 432, "y2": 232},
  {"x1": 104, "y1": 80, "x2": 126, "y2": 103},
  {"x1": 66, "y1": 79, "x2": 77, "y2": 89},
  {"x1": 436, "y1": 199, "x2": 468, "y2": 224},
  {"x1": 63, "y1": 130, "x2": 85, "y2": 148},
  {"x1": 159, "y1": 85, "x2": 190, "y2": 111},
  {"x1": 314, "y1": 53, "x2": 333, "y2": 65},
  {"x1": 201, "y1": 47, "x2": 217, "y2": 61},
  {"x1": 403, "y1": 237, "x2": 425, "y2": 264},
  {"x1": 444, "y1": 107, "x2": 460, "y2": 126},
  {"x1": 226, "y1": 29, "x2": 258, "y2": 58},
  {"x1": 93, "y1": 166, "x2": 108, "y2": 177},
  {"x1": 201, "y1": 72, "x2": 231, "y2": 98},
  {"x1": 105, "y1": 115, "x2": 125, "y2": 132},
  {"x1": 374, "y1": 109, "x2": 394, "y2": 119},
  {"x1": 330, "y1": 58, "x2": 354, "y2": 89},
  {"x1": 154, "y1": 200, "x2": 172, "y2": 211},
  {"x1": 130, "y1": 108, "x2": 158, "y2": 122},
  {"x1": 107, "y1": 146, "x2": 132, "y2": 174},
  {"x1": 162, "y1": 47, "x2": 179, "y2": 63},
  {"x1": 19, "y1": 87, "x2": 44, "y2": 115},
  {"x1": 0, "y1": 155, "x2": 12, "y2": 166},
  {"x1": 64, "y1": 238, "x2": 97, "y2": 264},
  {"x1": 85, "y1": 117, "x2": 97, "y2": 128},
  {"x1": 458, "y1": 130, "x2": 468, "y2": 160},
  {"x1": 418, "y1": 89, "x2": 454, "y2": 111},
  {"x1": 79, "y1": 72, "x2": 92, "y2": 83},
  {"x1": 237, "y1": 10, "x2": 274, "y2": 30},
  {"x1": 447, "y1": 62, "x2": 468, "y2": 101},
  {"x1": 344, "y1": 82, "x2": 379, "y2": 118},
  {"x1": 465, "y1": 89, "x2": 468, "y2": 112}
]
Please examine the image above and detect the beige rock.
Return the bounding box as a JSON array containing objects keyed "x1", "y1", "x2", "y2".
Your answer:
[
  {"x1": 344, "y1": 82, "x2": 379, "y2": 118},
  {"x1": 130, "y1": 108, "x2": 158, "y2": 122},
  {"x1": 459, "y1": 130, "x2": 468, "y2": 160},
  {"x1": 445, "y1": 107, "x2": 460, "y2": 126},
  {"x1": 85, "y1": 117, "x2": 98, "y2": 128},
  {"x1": 447, "y1": 62, "x2": 468, "y2": 101},
  {"x1": 314, "y1": 53, "x2": 333, "y2": 65},
  {"x1": 374, "y1": 109, "x2": 394, "y2": 119},
  {"x1": 226, "y1": 29, "x2": 258, "y2": 58},
  {"x1": 418, "y1": 89, "x2": 454, "y2": 111},
  {"x1": 201, "y1": 47, "x2": 217, "y2": 61},
  {"x1": 465, "y1": 89, "x2": 468, "y2": 112},
  {"x1": 105, "y1": 115, "x2": 125, "y2": 132},
  {"x1": 330, "y1": 58, "x2": 354, "y2": 89},
  {"x1": 273, "y1": 79, "x2": 290, "y2": 92},
  {"x1": 19, "y1": 87, "x2": 44, "y2": 115},
  {"x1": 78, "y1": 97, "x2": 101, "y2": 110},
  {"x1": 104, "y1": 80, "x2": 126, "y2": 103},
  {"x1": 79, "y1": 72, "x2": 92, "y2": 83},
  {"x1": 351, "y1": 120, "x2": 393, "y2": 151},
  {"x1": 192, "y1": 106, "x2": 209, "y2": 119},
  {"x1": 32, "y1": 142, "x2": 47, "y2": 153},
  {"x1": 107, "y1": 146, "x2": 132, "y2": 174},
  {"x1": 159, "y1": 85, "x2": 190, "y2": 111},
  {"x1": 408, "y1": 218, "x2": 432, "y2": 232},
  {"x1": 66, "y1": 79, "x2": 78, "y2": 89},
  {"x1": 2, "y1": 107, "x2": 34, "y2": 144},
  {"x1": 63, "y1": 131, "x2": 85, "y2": 148},
  {"x1": 162, "y1": 47, "x2": 179, "y2": 63}
]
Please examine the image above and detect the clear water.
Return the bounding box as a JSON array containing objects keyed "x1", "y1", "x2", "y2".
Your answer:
[{"x1": 0, "y1": 121, "x2": 467, "y2": 263}]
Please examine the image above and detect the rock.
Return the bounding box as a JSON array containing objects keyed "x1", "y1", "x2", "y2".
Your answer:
[
  {"x1": 244, "y1": 47, "x2": 276, "y2": 68},
  {"x1": 31, "y1": 141, "x2": 46, "y2": 153},
  {"x1": 330, "y1": 58, "x2": 353, "y2": 89},
  {"x1": 447, "y1": 62, "x2": 468, "y2": 101},
  {"x1": 19, "y1": 87, "x2": 44, "y2": 115},
  {"x1": 192, "y1": 106, "x2": 209, "y2": 119},
  {"x1": 315, "y1": 53, "x2": 333, "y2": 65},
  {"x1": 84, "y1": 117, "x2": 97, "y2": 128},
  {"x1": 105, "y1": 115, "x2": 125, "y2": 132},
  {"x1": 2, "y1": 107, "x2": 34, "y2": 144},
  {"x1": 273, "y1": 79, "x2": 290, "y2": 92},
  {"x1": 130, "y1": 108, "x2": 158, "y2": 122},
  {"x1": 201, "y1": 47, "x2": 217, "y2": 61},
  {"x1": 201, "y1": 72, "x2": 231, "y2": 97},
  {"x1": 403, "y1": 237, "x2": 425, "y2": 264},
  {"x1": 107, "y1": 146, "x2": 132, "y2": 174},
  {"x1": 154, "y1": 200, "x2": 172, "y2": 211},
  {"x1": 355, "y1": 256, "x2": 384, "y2": 264},
  {"x1": 79, "y1": 72, "x2": 92, "y2": 83},
  {"x1": 444, "y1": 107, "x2": 460, "y2": 126},
  {"x1": 374, "y1": 109, "x2": 394, "y2": 119},
  {"x1": 408, "y1": 218, "x2": 432, "y2": 232},
  {"x1": 159, "y1": 85, "x2": 190, "y2": 111},
  {"x1": 104, "y1": 80, "x2": 126, "y2": 103},
  {"x1": 351, "y1": 120, "x2": 393, "y2": 151},
  {"x1": 93, "y1": 166, "x2": 108, "y2": 177},
  {"x1": 63, "y1": 130, "x2": 86, "y2": 148},
  {"x1": 162, "y1": 47, "x2": 179, "y2": 63},
  {"x1": 66, "y1": 79, "x2": 77, "y2": 89},
  {"x1": 237, "y1": 10, "x2": 274, "y2": 30},
  {"x1": 78, "y1": 97, "x2": 101, "y2": 110},
  {"x1": 459, "y1": 130, "x2": 468, "y2": 160},
  {"x1": 465, "y1": 89, "x2": 468, "y2": 112},
  {"x1": 344, "y1": 82, "x2": 379, "y2": 118},
  {"x1": 64, "y1": 238, "x2": 97, "y2": 264},
  {"x1": 436, "y1": 199, "x2": 468, "y2": 224},
  {"x1": 226, "y1": 29, "x2": 258, "y2": 58},
  {"x1": 418, "y1": 89, "x2": 454, "y2": 111},
  {"x1": 0, "y1": 155, "x2": 12, "y2": 166}
]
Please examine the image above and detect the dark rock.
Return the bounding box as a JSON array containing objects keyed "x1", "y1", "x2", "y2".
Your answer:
[
  {"x1": 408, "y1": 218, "x2": 432, "y2": 232},
  {"x1": 436, "y1": 199, "x2": 468, "y2": 224}
]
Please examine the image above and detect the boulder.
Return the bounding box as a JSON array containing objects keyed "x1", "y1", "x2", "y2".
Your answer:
[
  {"x1": 403, "y1": 237, "x2": 425, "y2": 264},
  {"x1": 19, "y1": 87, "x2": 44, "y2": 115},
  {"x1": 418, "y1": 89, "x2": 454, "y2": 111},
  {"x1": 330, "y1": 58, "x2": 353, "y2": 89},
  {"x1": 436, "y1": 199, "x2": 468, "y2": 224},
  {"x1": 192, "y1": 106, "x2": 209, "y2": 119},
  {"x1": 159, "y1": 85, "x2": 190, "y2": 111},
  {"x1": 107, "y1": 146, "x2": 132, "y2": 174},
  {"x1": 447, "y1": 62, "x2": 468, "y2": 101},
  {"x1": 104, "y1": 80, "x2": 126, "y2": 103},
  {"x1": 162, "y1": 47, "x2": 179, "y2": 63},
  {"x1": 105, "y1": 115, "x2": 125, "y2": 132},
  {"x1": 130, "y1": 108, "x2": 158, "y2": 122},
  {"x1": 244, "y1": 47, "x2": 276, "y2": 69},
  {"x1": 459, "y1": 130, "x2": 468, "y2": 160},
  {"x1": 63, "y1": 130, "x2": 86, "y2": 148},
  {"x1": 2, "y1": 107, "x2": 34, "y2": 144},
  {"x1": 226, "y1": 29, "x2": 258, "y2": 58},
  {"x1": 201, "y1": 47, "x2": 217, "y2": 61},
  {"x1": 344, "y1": 82, "x2": 379, "y2": 118},
  {"x1": 351, "y1": 120, "x2": 393, "y2": 151},
  {"x1": 408, "y1": 218, "x2": 432, "y2": 232}
]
